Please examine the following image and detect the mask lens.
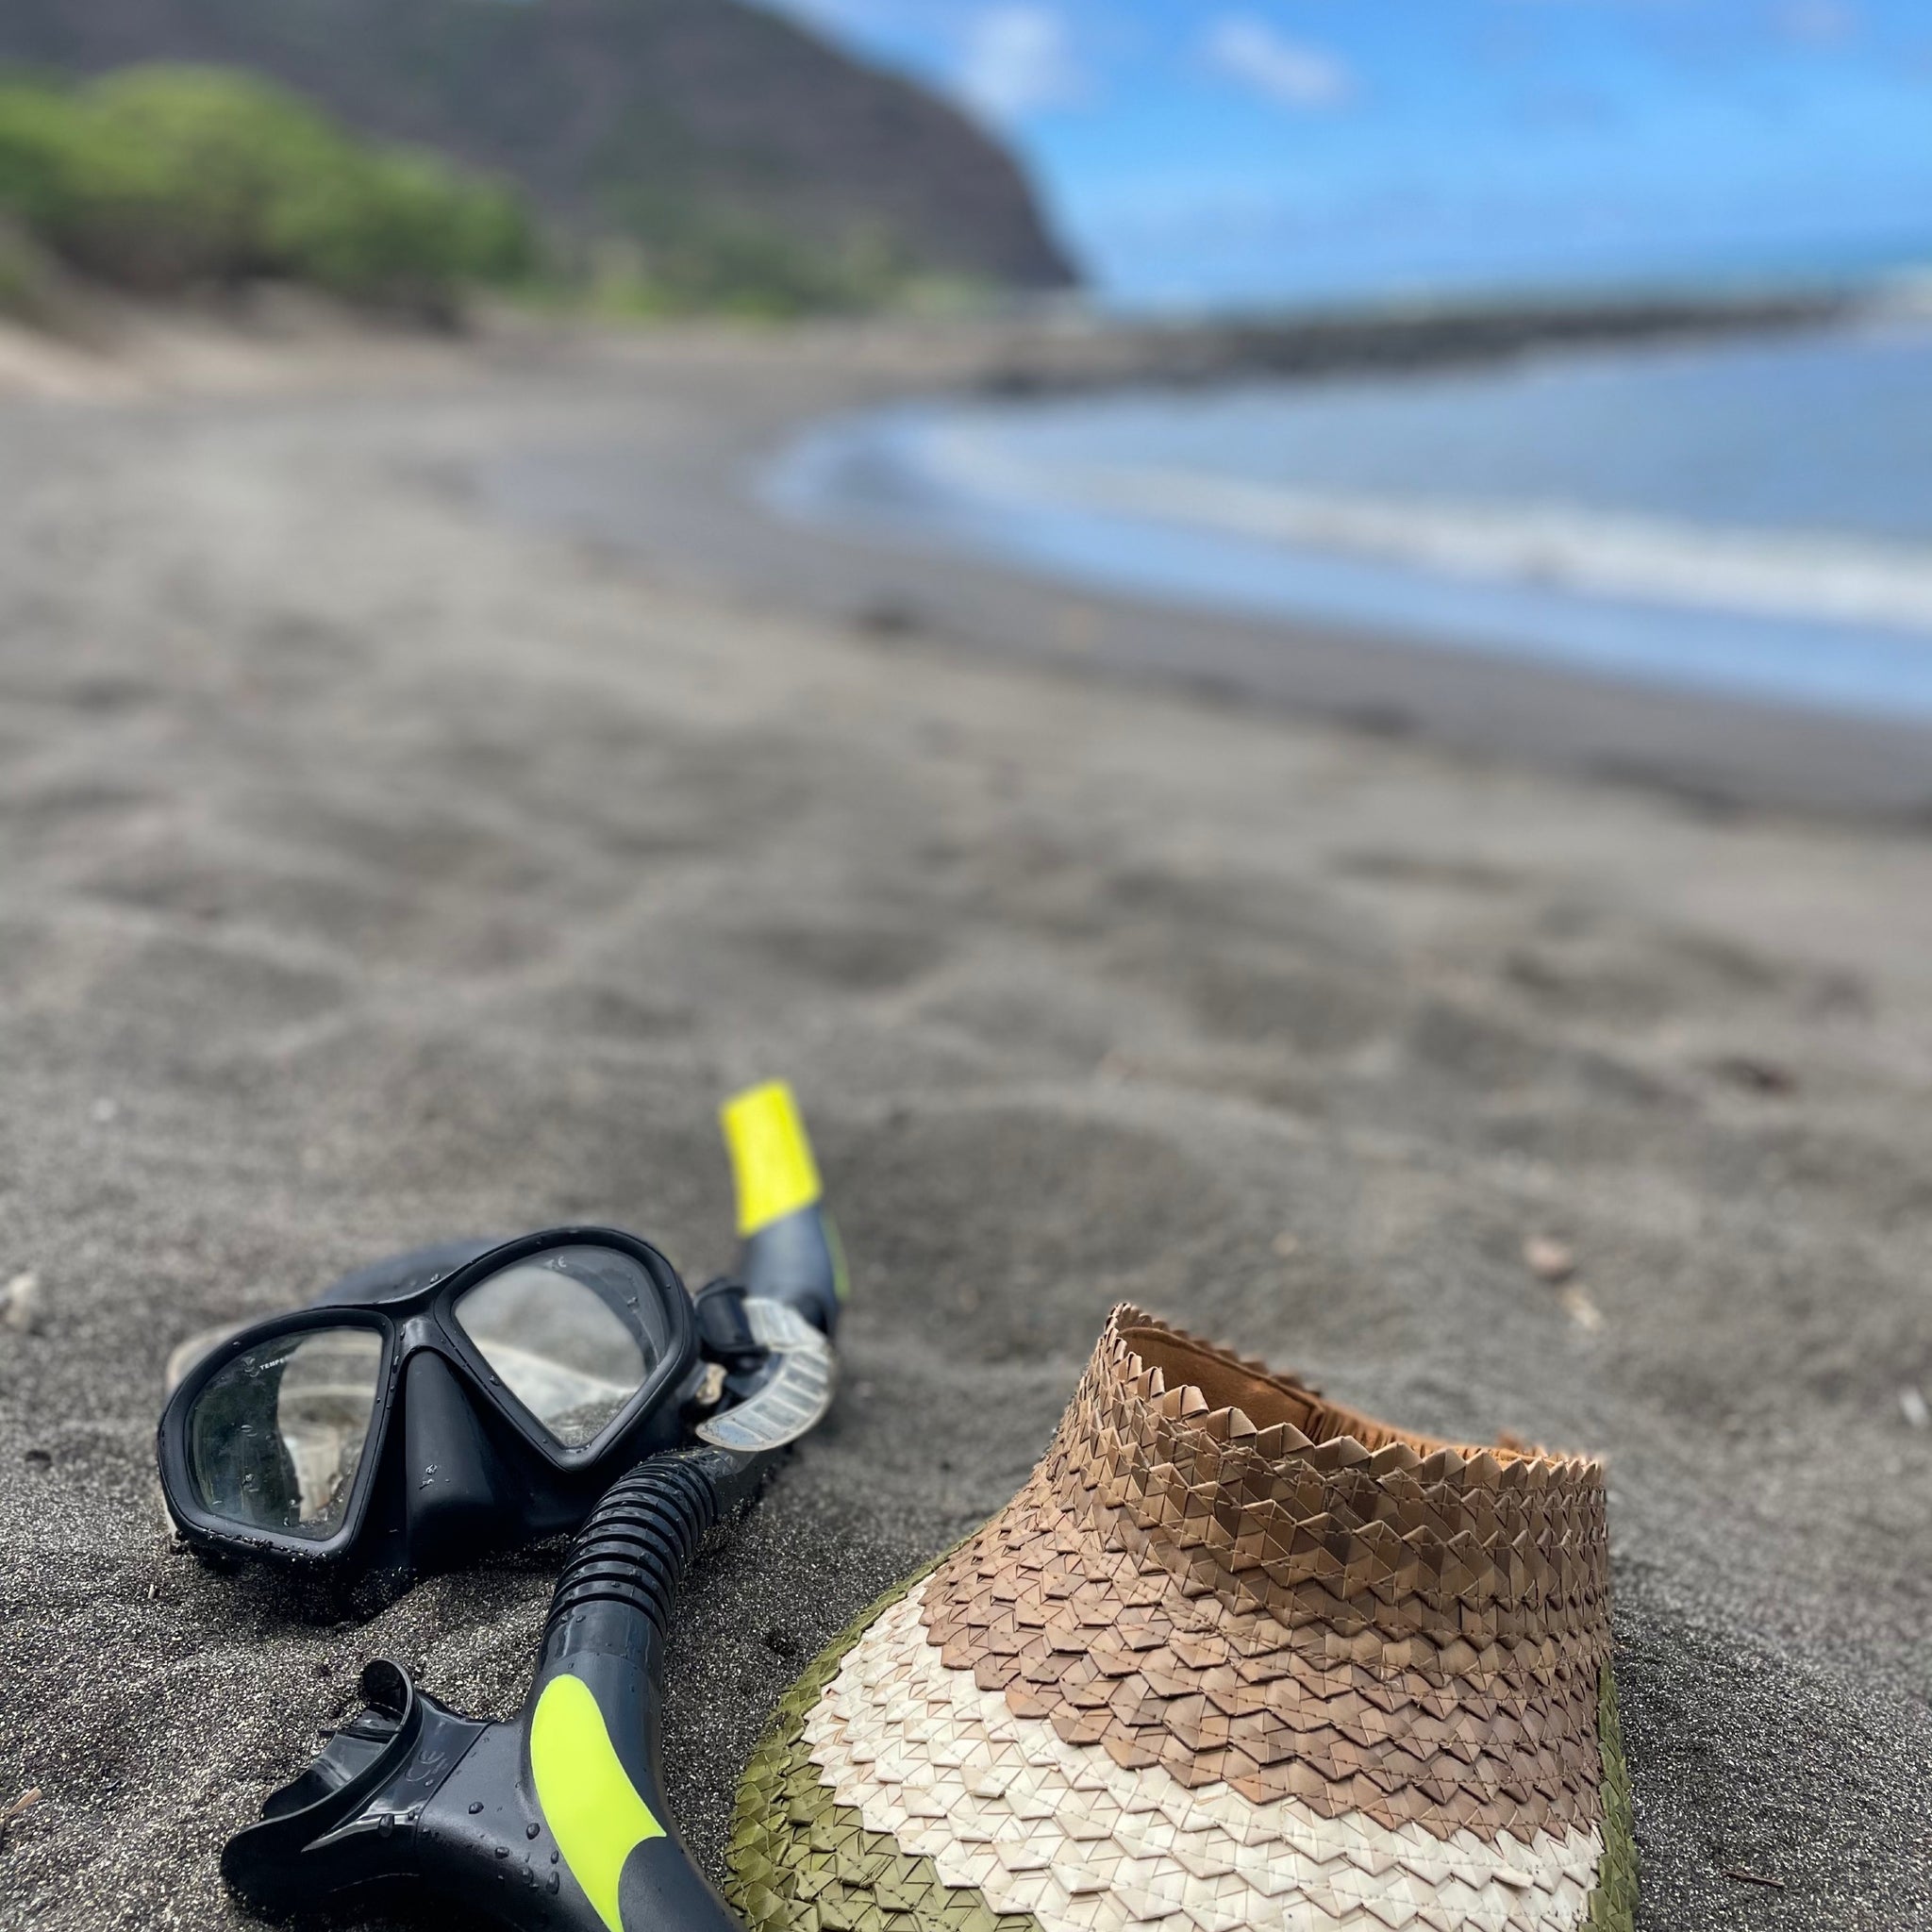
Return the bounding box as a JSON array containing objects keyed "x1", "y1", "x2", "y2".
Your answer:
[
  {"x1": 452, "y1": 1245, "x2": 664, "y2": 1446},
  {"x1": 186, "y1": 1326, "x2": 384, "y2": 1538}
]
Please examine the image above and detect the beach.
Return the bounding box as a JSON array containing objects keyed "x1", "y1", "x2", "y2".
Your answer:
[{"x1": 0, "y1": 316, "x2": 1928, "y2": 1930}]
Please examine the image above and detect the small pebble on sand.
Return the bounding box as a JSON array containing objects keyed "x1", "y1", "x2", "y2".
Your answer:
[
  {"x1": 2, "y1": 1273, "x2": 41, "y2": 1335},
  {"x1": 1901, "y1": 1387, "x2": 1929, "y2": 1431},
  {"x1": 1524, "y1": 1236, "x2": 1576, "y2": 1283}
]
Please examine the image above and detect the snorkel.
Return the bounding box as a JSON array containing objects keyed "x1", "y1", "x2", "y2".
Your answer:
[{"x1": 211, "y1": 1081, "x2": 845, "y2": 1932}]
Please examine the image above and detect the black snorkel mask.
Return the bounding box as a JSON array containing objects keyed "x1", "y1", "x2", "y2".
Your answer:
[{"x1": 157, "y1": 1083, "x2": 842, "y2": 1581}]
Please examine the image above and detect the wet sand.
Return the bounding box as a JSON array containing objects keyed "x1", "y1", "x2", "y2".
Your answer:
[{"x1": 0, "y1": 323, "x2": 1929, "y2": 1930}]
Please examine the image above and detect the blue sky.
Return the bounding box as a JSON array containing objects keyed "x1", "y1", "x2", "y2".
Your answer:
[{"x1": 766, "y1": 0, "x2": 1932, "y2": 308}]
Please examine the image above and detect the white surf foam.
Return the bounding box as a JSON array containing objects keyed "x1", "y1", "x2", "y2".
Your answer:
[{"x1": 921, "y1": 424, "x2": 1932, "y2": 638}]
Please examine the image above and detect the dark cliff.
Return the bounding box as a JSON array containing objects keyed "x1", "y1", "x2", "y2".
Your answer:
[{"x1": 0, "y1": 0, "x2": 1077, "y2": 290}]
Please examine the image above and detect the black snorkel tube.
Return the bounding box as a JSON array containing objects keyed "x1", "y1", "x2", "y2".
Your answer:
[{"x1": 221, "y1": 1082, "x2": 846, "y2": 1932}]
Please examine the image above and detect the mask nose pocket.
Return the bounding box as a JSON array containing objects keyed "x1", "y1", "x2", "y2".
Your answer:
[{"x1": 404, "y1": 1351, "x2": 515, "y2": 1572}]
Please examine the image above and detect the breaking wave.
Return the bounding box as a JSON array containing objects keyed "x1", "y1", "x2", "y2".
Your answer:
[{"x1": 921, "y1": 425, "x2": 1932, "y2": 639}]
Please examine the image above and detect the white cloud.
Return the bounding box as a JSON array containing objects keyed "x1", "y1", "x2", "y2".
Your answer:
[
  {"x1": 1779, "y1": 0, "x2": 1859, "y2": 46},
  {"x1": 958, "y1": 7, "x2": 1084, "y2": 122},
  {"x1": 1207, "y1": 15, "x2": 1353, "y2": 109}
]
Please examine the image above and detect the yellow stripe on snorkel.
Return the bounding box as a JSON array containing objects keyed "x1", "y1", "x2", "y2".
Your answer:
[
  {"x1": 530, "y1": 1674, "x2": 665, "y2": 1932},
  {"x1": 721, "y1": 1080, "x2": 822, "y2": 1237}
]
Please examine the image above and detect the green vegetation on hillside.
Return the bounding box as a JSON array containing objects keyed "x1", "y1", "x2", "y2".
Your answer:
[
  {"x1": 0, "y1": 58, "x2": 1035, "y2": 325},
  {"x1": 580, "y1": 213, "x2": 965, "y2": 322},
  {"x1": 0, "y1": 66, "x2": 533, "y2": 311},
  {"x1": 0, "y1": 62, "x2": 995, "y2": 324},
  {"x1": 0, "y1": 216, "x2": 54, "y2": 323}
]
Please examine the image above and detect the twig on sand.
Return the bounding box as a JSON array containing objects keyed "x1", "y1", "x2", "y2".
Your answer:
[
  {"x1": 1557, "y1": 1284, "x2": 1605, "y2": 1333},
  {"x1": 1724, "y1": 1867, "x2": 1786, "y2": 1890},
  {"x1": 0, "y1": 1788, "x2": 41, "y2": 1846}
]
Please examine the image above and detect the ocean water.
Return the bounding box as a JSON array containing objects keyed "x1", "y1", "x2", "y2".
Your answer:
[{"x1": 766, "y1": 315, "x2": 1932, "y2": 721}]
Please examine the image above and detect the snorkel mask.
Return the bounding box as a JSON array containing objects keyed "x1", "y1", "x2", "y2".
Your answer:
[{"x1": 156, "y1": 1082, "x2": 841, "y2": 1581}]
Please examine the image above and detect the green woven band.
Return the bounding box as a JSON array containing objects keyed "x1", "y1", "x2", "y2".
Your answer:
[
  {"x1": 1584, "y1": 1664, "x2": 1640, "y2": 1932},
  {"x1": 726, "y1": 1565, "x2": 1043, "y2": 1932}
]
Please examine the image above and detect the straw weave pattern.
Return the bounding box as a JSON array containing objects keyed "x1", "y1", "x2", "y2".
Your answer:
[{"x1": 923, "y1": 1308, "x2": 1612, "y2": 1839}]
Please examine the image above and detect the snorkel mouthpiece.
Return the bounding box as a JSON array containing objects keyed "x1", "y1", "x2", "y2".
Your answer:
[
  {"x1": 220, "y1": 1660, "x2": 491, "y2": 1913},
  {"x1": 224, "y1": 1446, "x2": 760, "y2": 1932}
]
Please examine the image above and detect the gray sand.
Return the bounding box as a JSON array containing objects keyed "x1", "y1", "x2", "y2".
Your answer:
[{"x1": 1, "y1": 328, "x2": 1928, "y2": 1930}]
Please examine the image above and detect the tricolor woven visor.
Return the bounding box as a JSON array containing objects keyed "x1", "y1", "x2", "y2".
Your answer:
[{"x1": 728, "y1": 1304, "x2": 1636, "y2": 1932}]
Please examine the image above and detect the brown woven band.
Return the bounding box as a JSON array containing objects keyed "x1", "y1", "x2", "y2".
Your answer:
[{"x1": 921, "y1": 1306, "x2": 1614, "y2": 1842}]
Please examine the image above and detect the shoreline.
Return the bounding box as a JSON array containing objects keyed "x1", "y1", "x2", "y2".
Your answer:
[
  {"x1": 475, "y1": 313, "x2": 1932, "y2": 822},
  {"x1": 0, "y1": 275, "x2": 1869, "y2": 400},
  {"x1": 13, "y1": 290, "x2": 1921, "y2": 814}
]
